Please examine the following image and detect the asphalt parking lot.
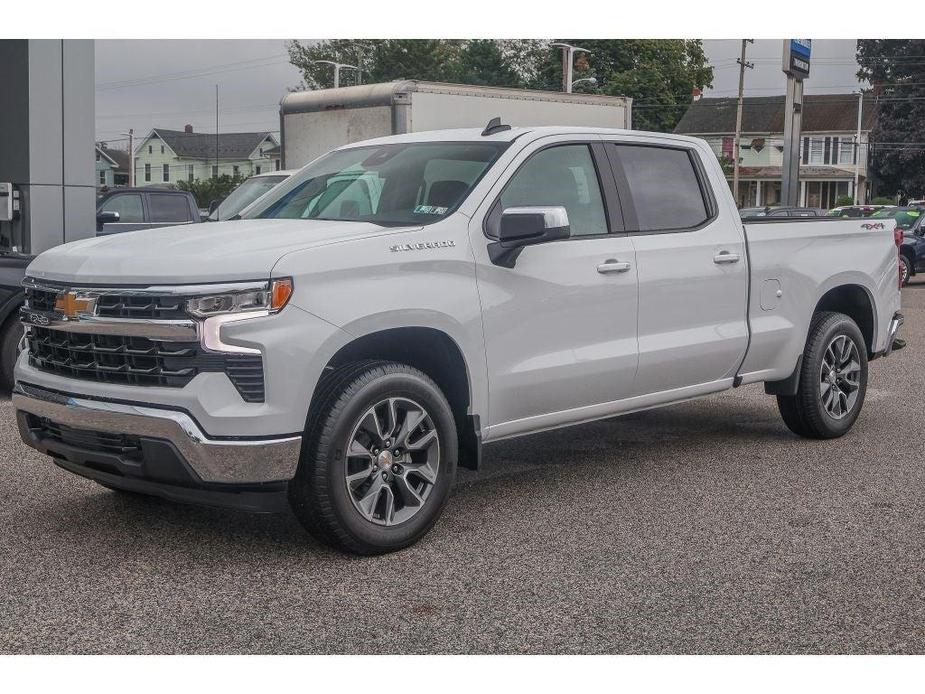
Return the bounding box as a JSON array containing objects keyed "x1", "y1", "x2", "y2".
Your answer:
[{"x1": 2, "y1": 286, "x2": 925, "y2": 655}]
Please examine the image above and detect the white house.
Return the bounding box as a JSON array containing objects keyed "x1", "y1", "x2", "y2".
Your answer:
[{"x1": 675, "y1": 94, "x2": 875, "y2": 208}]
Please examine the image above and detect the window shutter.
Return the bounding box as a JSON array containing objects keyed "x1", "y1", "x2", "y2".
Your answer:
[
  {"x1": 802, "y1": 137, "x2": 810, "y2": 164},
  {"x1": 823, "y1": 137, "x2": 831, "y2": 164}
]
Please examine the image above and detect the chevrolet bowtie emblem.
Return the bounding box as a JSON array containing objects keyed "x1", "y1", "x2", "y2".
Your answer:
[{"x1": 54, "y1": 292, "x2": 96, "y2": 319}]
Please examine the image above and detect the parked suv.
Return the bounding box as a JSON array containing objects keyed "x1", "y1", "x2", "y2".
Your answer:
[
  {"x1": 872, "y1": 206, "x2": 925, "y2": 284},
  {"x1": 96, "y1": 188, "x2": 200, "y2": 235},
  {"x1": 15, "y1": 125, "x2": 903, "y2": 554}
]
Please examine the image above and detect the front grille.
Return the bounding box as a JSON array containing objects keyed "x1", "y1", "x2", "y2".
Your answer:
[
  {"x1": 24, "y1": 285, "x2": 191, "y2": 321},
  {"x1": 26, "y1": 326, "x2": 265, "y2": 402},
  {"x1": 29, "y1": 414, "x2": 143, "y2": 461}
]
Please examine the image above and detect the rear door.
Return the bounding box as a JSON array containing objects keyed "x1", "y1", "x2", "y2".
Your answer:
[
  {"x1": 603, "y1": 140, "x2": 749, "y2": 395},
  {"x1": 147, "y1": 193, "x2": 197, "y2": 229}
]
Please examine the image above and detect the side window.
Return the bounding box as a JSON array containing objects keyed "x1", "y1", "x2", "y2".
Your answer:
[
  {"x1": 499, "y1": 145, "x2": 608, "y2": 237},
  {"x1": 611, "y1": 145, "x2": 709, "y2": 232},
  {"x1": 149, "y1": 194, "x2": 192, "y2": 223},
  {"x1": 100, "y1": 193, "x2": 144, "y2": 223}
]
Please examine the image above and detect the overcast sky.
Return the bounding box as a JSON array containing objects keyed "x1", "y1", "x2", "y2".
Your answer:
[{"x1": 95, "y1": 39, "x2": 864, "y2": 149}]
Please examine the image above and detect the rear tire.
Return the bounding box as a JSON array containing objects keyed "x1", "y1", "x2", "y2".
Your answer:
[
  {"x1": 0, "y1": 314, "x2": 23, "y2": 393},
  {"x1": 289, "y1": 360, "x2": 457, "y2": 555},
  {"x1": 776, "y1": 311, "x2": 868, "y2": 439},
  {"x1": 901, "y1": 254, "x2": 912, "y2": 286}
]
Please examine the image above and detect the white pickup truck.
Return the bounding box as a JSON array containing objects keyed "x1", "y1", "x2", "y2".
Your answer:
[{"x1": 13, "y1": 124, "x2": 903, "y2": 554}]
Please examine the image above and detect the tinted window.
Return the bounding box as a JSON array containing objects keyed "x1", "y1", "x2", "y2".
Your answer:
[
  {"x1": 100, "y1": 193, "x2": 144, "y2": 223},
  {"x1": 149, "y1": 194, "x2": 191, "y2": 223},
  {"x1": 499, "y1": 145, "x2": 608, "y2": 237},
  {"x1": 612, "y1": 145, "x2": 709, "y2": 232}
]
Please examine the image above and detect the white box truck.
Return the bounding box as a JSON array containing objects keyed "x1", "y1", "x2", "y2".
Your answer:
[{"x1": 279, "y1": 80, "x2": 632, "y2": 168}]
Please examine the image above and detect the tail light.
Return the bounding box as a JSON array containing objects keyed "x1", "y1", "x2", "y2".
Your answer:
[{"x1": 895, "y1": 227, "x2": 904, "y2": 289}]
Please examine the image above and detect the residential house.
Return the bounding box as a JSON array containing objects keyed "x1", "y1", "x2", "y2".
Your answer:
[
  {"x1": 674, "y1": 94, "x2": 875, "y2": 208},
  {"x1": 132, "y1": 125, "x2": 280, "y2": 186},
  {"x1": 95, "y1": 144, "x2": 130, "y2": 189}
]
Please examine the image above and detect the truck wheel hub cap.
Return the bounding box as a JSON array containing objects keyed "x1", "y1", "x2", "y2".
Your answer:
[
  {"x1": 344, "y1": 396, "x2": 441, "y2": 526},
  {"x1": 819, "y1": 334, "x2": 861, "y2": 420}
]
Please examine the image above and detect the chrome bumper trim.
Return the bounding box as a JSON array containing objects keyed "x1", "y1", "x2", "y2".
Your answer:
[{"x1": 13, "y1": 383, "x2": 301, "y2": 484}]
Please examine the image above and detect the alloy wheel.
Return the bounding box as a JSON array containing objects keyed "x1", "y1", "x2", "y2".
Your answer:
[
  {"x1": 344, "y1": 397, "x2": 440, "y2": 526},
  {"x1": 819, "y1": 334, "x2": 861, "y2": 420}
]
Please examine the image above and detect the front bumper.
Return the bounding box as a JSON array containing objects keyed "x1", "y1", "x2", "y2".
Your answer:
[{"x1": 13, "y1": 382, "x2": 302, "y2": 487}]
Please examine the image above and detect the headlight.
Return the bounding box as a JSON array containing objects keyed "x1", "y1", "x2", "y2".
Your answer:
[{"x1": 186, "y1": 278, "x2": 293, "y2": 318}]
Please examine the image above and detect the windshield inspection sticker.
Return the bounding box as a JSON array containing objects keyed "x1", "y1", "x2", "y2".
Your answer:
[{"x1": 413, "y1": 205, "x2": 448, "y2": 215}]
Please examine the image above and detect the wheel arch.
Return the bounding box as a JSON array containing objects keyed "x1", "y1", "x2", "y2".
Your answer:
[
  {"x1": 812, "y1": 283, "x2": 876, "y2": 356},
  {"x1": 313, "y1": 325, "x2": 481, "y2": 470}
]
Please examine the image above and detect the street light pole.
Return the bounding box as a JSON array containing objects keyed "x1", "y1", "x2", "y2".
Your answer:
[
  {"x1": 551, "y1": 43, "x2": 593, "y2": 94},
  {"x1": 313, "y1": 60, "x2": 360, "y2": 89},
  {"x1": 571, "y1": 77, "x2": 598, "y2": 90}
]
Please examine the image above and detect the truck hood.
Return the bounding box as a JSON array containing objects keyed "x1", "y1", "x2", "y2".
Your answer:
[{"x1": 26, "y1": 219, "x2": 413, "y2": 285}]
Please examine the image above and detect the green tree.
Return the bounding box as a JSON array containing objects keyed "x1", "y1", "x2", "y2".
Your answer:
[
  {"x1": 288, "y1": 39, "x2": 526, "y2": 88},
  {"x1": 530, "y1": 40, "x2": 714, "y2": 131},
  {"x1": 857, "y1": 39, "x2": 925, "y2": 198},
  {"x1": 450, "y1": 39, "x2": 522, "y2": 87},
  {"x1": 177, "y1": 174, "x2": 246, "y2": 209}
]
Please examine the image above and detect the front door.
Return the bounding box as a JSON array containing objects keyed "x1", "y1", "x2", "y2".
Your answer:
[{"x1": 470, "y1": 139, "x2": 639, "y2": 438}]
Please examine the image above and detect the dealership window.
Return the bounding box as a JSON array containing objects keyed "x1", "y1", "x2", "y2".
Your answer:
[
  {"x1": 144, "y1": 163, "x2": 151, "y2": 182},
  {"x1": 162, "y1": 164, "x2": 169, "y2": 182},
  {"x1": 149, "y1": 194, "x2": 191, "y2": 223},
  {"x1": 212, "y1": 165, "x2": 218, "y2": 178}
]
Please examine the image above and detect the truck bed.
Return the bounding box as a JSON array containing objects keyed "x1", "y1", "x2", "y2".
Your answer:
[{"x1": 738, "y1": 216, "x2": 901, "y2": 385}]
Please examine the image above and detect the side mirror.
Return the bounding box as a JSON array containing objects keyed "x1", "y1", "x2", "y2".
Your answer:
[
  {"x1": 97, "y1": 210, "x2": 120, "y2": 224},
  {"x1": 488, "y1": 206, "x2": 570, "y2": 267},
  {"x1": 208, "y1": 199, "x2": 221, "y2": 214}
]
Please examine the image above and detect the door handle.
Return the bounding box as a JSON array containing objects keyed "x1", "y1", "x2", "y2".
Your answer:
[
  {"x1": 597, "y1": 259, "x2": 632, "y2": 274},
  {"x1": 713, "y1": 251, "x2": 740, "y2": 264}
]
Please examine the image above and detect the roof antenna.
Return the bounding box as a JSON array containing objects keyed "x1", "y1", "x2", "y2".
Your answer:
[{"x1": 481, "y1": 117, "x2": 512, "y2": 136}]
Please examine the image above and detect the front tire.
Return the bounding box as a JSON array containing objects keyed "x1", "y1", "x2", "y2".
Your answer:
[
  {"x1": 776, "y1": 311, "x2": 868, "y2": 439},
  {"x1": 0, "y1": 314, "x2": 23, "y2": 393},
  {"x1": 289, "y1": 361, "x2": 457, "y2": 555}
]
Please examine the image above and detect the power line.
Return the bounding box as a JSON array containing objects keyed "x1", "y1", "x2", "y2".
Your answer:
[{"x1": 96, "y1": 54, "x2": 291, "y2": 91}]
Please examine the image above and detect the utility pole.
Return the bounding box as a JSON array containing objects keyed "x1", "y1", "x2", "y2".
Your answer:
[
  {"x1": 853, "y1": 90, "x2": 863, "y2": 204},
  {"x1": 121, "y1": 128, "x2": 135, "y2": 187},
  {"x1": 551, "y1": 43, "x2": 593, "y2": 94},
  {"x1": 732, "y1": 39, "x2": 754, "y2": 207},
  {"x1": 214, "y1": 84, "x2": 219, "y2": 179}
]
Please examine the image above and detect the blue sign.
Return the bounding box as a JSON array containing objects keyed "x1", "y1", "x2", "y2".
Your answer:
[{"x1": 784, "y1": 39, "x2": 812, "y2": 80}]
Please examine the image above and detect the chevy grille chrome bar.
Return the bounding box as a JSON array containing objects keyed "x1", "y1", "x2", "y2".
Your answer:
[{"x1": 19, "y1": 309, "x2": 199, "y2": 341}]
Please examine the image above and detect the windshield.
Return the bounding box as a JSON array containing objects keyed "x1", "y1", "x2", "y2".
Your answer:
[
  {"x1": 210, "y1": 174, "x2": 289, "y2": 221},
  {"x1": 872, "y1": 208, "x2": 922, "y2": 229},
  {"x1": 244, "y1": 142, "x2": 506, "y2": 226}
]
